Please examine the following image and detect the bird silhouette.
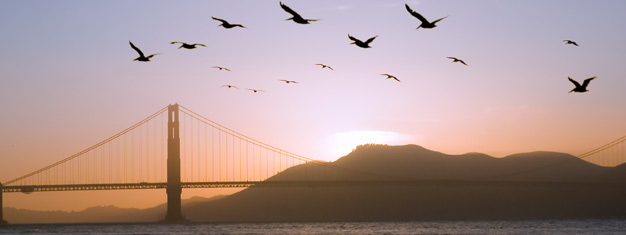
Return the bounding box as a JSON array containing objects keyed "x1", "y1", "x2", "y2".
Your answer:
[
  {"x1": 280, "y1": 2, "x2": 318, "y2": 24},
  {"x1": 279, "y1": 79, "x2": 298, "y2": 84},
  {"x1": 563, "y1": 40, "x2": 579, "y2": 46},
  {"x1": 129, "y1": 41, "x2": 160, "y2": 62},
  {"x1": 247, "y1": 89, "x2": 265, "y2": 93},
  {"x1": 568, "y1": 76, "x2": 596, "y2": 93},
  {"x1": 212, "y1": 66, "x2": 231, "y2": 71},
  {"x1": 405, "y1": 4, "x2": 448, "y2": 29},
  {"x1": 348, "y1": 34, "x2": 378, "y2": 48},
  {"x1": 447, "y1": 57, "x2": 468, "y2": 66},
  {"x1": 221, "y1": 85, "x2": 239, "y2": 89},
  {"x1": 315, "y1": 64, "x2": 334, "y2": 70},
  {"x1": 212, "y1": 17, "x2": 246, "y2": 29},
  {"x1": 381, "y1": 74, "x2": 400, "y2": 82},
  {"x1": 170, "y1": 41, "x2": 207, "y2": 49}
]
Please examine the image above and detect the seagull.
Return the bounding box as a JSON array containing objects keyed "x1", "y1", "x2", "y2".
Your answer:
[
  {"x1": 405, "y1": 4, "x2": 448, "y2": 29},
  {"x1": 381, "y1": 74, "x2": 400, "y2": 82},
  {"x1": 212, "y1": 66, "x2": 231, "y2": 71},
  {"x1": 563, "y1": 40, "x2": 579, "y2": 46},
  {"x1": 279, "y1": 79, "x2": 298, "y2": 84},
  {"x1": 280, "y1": 2, "x2": 318, "y2": 24},
  {"x1": 129, "y1": 41, "x2": 160, "y2": 62},
  {"x1": 221, "y1": 85, "x2": 239, "y2": 89},
  {"x1": 568, "y1": 76, "x2": 596, "y2": 93},
  {"x1": 447, "y1": 57, "x2": 467, "y2": 66},
  {"x1": 315, "y1": 64, "x2": 334, "y2": 70},
  {"x1": 348, "y1": 34, "x2": 378, "y2": 48},
  {"x1": 247, "y1": 89, "x2": 265, "y2": 93},
  {"x1": 212, "y1": 17, "x2": 246, "y2": 29},
  {"x1": 170, "y1": 41, "x2": 207, "y2": 49}
]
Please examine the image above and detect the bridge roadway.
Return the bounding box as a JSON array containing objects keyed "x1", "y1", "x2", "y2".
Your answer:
[{"x1": 3, "y1": 180, "x2": 625, "y2": 193}]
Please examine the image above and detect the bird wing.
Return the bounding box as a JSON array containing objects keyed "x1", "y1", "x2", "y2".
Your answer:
[
  {"x1": 459, "y1": 60, "x2": 467, "y2": 66},
  {"x1": 581, "y1": 76, "x2": 596, "y2": 88},
  {"x1": 170, "y1": 41, "x2": 183, "y2": 44},
  {"x1": 129, "y1": 41, "x2": 145, "y2": 57},
  {"x1": 393, "y1": 77, "x2": 400, "y2": 82},
  {"x1": 211, "y1": 16, "x2": 227, "y2": 23},
  {"x1": 381, "y1": 74, "x2": 391, "y2": 77},
  {"x1": 568, "y1": 77, "x2": 582, "y2": 88},
  {"x1": 364, "y1": 35, "x2": 378, "y2": 44},
  {"x1": 193, "y1": 43, "x2": 207, "y2": 47},
  {"x1": 348, "y1": 34, "x2": 362, "y2": 43},
  {"x1": 280, "y1": 2, "x2": 303, "y2": 18},
  {"x1": 447, "y1": 56, "x2": 457, "y2": 60},
  {"x1": 405, "y1": 4, "x2": 429, "y2": 23},
  {"x1": 279, "y1": 79, "x2": 288, "y2": 82},
  {"x1": 431, "y1": 16, "x2": 448, "y2": 24}
]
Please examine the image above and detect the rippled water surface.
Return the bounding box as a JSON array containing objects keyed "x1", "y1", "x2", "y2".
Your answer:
[{"x1": 1, "y1": 219, "x2": 625, "y2": 234}]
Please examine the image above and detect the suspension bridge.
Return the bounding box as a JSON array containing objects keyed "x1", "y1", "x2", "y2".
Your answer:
[{"x1": 1, "y1": 104, "x2": 625, "y2": 224}]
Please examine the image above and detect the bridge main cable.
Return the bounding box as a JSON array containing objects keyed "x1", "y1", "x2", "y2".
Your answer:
[
  {"x1": 179, "y1": 105, "x2": 316, "y2": 163},
  {"x1": 4, "y1": 106, "x2": 169, "y2": 185}
]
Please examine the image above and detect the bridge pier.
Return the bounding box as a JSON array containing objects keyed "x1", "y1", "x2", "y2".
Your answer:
[
  {"x1": 164, "y1": 104, "x2": 187, "y2": 223},
  {"x1": 1, "y1": 183, "x2": 7, "y2": 225}
]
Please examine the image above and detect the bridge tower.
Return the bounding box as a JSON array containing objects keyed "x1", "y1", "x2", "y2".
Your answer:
[
  {"x1": 164, "y1": 104, "x2": 187, "y2": 222},
  {"x1": 1, "y1": 182, "x2": 7, "y2": 224}
]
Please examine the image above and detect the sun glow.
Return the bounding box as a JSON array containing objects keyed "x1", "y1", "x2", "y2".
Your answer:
[{"x1": 326, "y1": 130, "x2": 415, "y2": 161}]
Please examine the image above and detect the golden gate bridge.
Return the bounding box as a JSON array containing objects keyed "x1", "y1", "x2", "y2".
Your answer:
[{"x1": 1, "y1": 104, "x2": 625, "y2": 224}]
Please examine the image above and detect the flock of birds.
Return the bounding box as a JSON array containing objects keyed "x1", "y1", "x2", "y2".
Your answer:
[{"x1": 128, "y1": 2, "x2": 596, "y2": 94}]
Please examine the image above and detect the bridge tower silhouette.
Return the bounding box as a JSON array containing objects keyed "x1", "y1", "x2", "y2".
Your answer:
[
  {"x1": 0, "y1": 183, "x2": 5, "y2": 224},
  {"x1": 165, "y1": 104, "x2": 186, "y2": 222}
]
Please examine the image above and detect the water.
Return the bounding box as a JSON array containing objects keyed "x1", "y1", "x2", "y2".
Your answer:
[{"x1": 1, "y1": 220, "x2": 625, "y2": 234}]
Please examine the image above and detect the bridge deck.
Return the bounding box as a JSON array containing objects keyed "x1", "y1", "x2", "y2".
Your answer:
[{"x1": 3, "y1": 180, "x2": 625, "y2": 193}]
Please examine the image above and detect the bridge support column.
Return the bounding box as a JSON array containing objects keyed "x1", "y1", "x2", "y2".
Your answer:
[
  {"x1": 164, "y1": 104, "x2": 187, "y2": 223},
  {"x1": 1, "y1": 183, "x2": 7, "y2": 225}
]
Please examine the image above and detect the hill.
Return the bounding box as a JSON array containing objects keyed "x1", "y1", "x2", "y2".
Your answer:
[
  {"x1": 184, "y1": 144, "x2": 626, "y2": 222},
  {"x1": 3, "y1": 195, "x2": 226, "y2": 224}
]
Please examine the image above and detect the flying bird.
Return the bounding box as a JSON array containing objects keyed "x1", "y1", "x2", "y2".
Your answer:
[
  {"x1": 129, "y1": 41, "x2": 160, "y2": 62},
  {"x1": 563, "y1": 40, "x2": 579, "y2": 46},
  {"x1": 247, "y1": 89, "x2": 265, "y2": 93},
  {"x1": 405, "y1": 3, "x2": 448, "y2": 29},
  {"x1": 212, "y1": 66, "x2": 231, "y2": 71},
  {"x1": 315, "y1": 64, "x2": 334, "y2": 70},
  {"x1": 568, "y1": 76, "x2": 596, "y2": 93},
  {"x1": 221, "y1": 85, "x2": 239, "y2": 89},
  {"x1": 170, "y1": 41, "x2": 207, "y2": 49},
  {"x1": 447, "y1": 57, "x2": 467, "y2": 66},
  {"x1": 348, "y1": 34, "x2": 378, "y2": 48},
  {"x1": 280, "y1": 2, "x2": 318, "y2": 24},
  {"x1": 381, "y1": 74, "x2": 400, "y2": 82},
  {"x1": 279, "y1": 79, "x2": 298, "y2": 84},
  {"x1": 212, "y1": 17, "x2": 246, "y2": 29}
]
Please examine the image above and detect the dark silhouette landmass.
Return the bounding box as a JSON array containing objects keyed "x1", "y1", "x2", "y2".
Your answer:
[
  {"x1": 4, "y1": 195, "x2": 225, "y2": 224},
  {"x1": 4, "y1": 145, "x2": 626, "y2": 223},
  {"x1": 184, "y1": 145, "x2": 626, "y2": 222}
]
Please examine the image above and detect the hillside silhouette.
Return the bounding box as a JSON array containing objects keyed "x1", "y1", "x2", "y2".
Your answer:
[
  {"x1": 4, "y1": 195, "x2": 225, "y2": 224},
  {"x1": 184, "y1": 144, "x2": 626, "y2": 222}
]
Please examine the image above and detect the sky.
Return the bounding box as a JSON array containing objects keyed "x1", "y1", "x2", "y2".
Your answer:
[{"x1": 1, "y1": 0, "x2": 626, "y2": 211}]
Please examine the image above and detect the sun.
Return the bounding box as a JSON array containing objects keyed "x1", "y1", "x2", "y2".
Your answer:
[{"x1": 325, "y1": 130, "x2": 415, "y2": 161}]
